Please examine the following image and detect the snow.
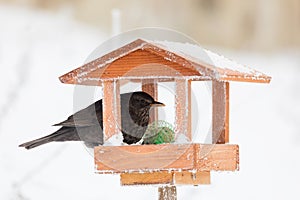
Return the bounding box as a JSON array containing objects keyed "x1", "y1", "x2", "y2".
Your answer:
[
  {"x1": 151, "y1": 40, "x2": 257, "y2": 74},
  {"x1": 104, "y1": 132, "x2": 124, "y2": 146},
  {"x1": 174, "y1": 134, "x2": 190, "y2": 144},
  {"x1": 63, "y1": 38, "x2": 268, "y2": 84},
  {"x1": 1, "y1": 4, "x2": 300, "y2": 200}
]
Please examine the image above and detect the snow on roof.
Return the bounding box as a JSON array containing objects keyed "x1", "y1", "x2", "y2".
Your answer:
[
  {"x1": 151, "y1": 40, "x2": 255, "y2": 74},
  {"x1": 59, "y1": 39, "x2": 271, "y2": 85},
  {"x1": 148, "y1": 40, "x2": 270, "y2": 82}
]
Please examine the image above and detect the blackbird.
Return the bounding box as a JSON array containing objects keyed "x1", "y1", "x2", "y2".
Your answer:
[{"x1": 19, "y1": 91, "x2": 165, "y2": 150}]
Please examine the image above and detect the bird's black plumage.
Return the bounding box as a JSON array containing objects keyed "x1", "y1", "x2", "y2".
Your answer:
[{"x1": 19, "y1": 91, "x2": 164, "y2": 149}]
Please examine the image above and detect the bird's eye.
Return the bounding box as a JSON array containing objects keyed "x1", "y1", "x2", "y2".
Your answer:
[{"x1": 141, "y1": 99, "x2": 149, "y2": 106}]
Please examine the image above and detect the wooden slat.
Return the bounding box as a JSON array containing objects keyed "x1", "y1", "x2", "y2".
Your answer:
[
  {"x1": 158, "y1": 186, "x2": 177, "y2": 200},
  {"x1": 212, "y1": 81, "x2": 229, "y2": 144},
  {"x1": 187, "y1": 80, "x2": 192, "y2": 140},
  {"x1": 94, "y1": 143, "x2": 239, "y2": 173},
  {"x1": 94, "y1": 144, "x2": 194, "y2": 173},
  {"x1": 175, "y1": 79, "x2": 191, "y2": 141},
  {"x1": 120, "y1": 171, "x2": 210, "y2": 186},
  {"x1": 213, "y1": 67, "x2": 271, "y2": 84},
  {"x1": 83, "y1": 50, "x2": 201, "y2": 80},
  {"x1": 225, "y1": 82, "x2": 229, "y2": 143},
  {"x1": 174, "y1": 171, "x2": 210, "y2": 185},
  {"x1": 102, "y1": 80, "x2": 120, "y2": 141},
  {"x1": 121, "y1": 172, "x2": 173, "y2": 185},
  {"x1": 195, "y1": 144, "x2": 239, "y2": 171},
  {"x1": 142, "y1": 79, "x2": 158, "y2": 123}
]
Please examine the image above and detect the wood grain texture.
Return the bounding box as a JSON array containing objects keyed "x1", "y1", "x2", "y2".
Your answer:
[
  {"x1": 187, "y1": 80, "x2": 192, "y2": 140},
  {"x1": 120, "y1": 171, "x2": 210, "y2": 185},
  {"x1": 175, "y1": 79, "x2": 192, "y2": 141},
  {"x1": 120, "y1": 172, "x2": 173, "y2": 185},
  {"x1": 59, "y1": 39, "x2": 271, "y2": 86},
  {"x1": 102, "y1": 80, "x2": 120, "y2": 141},
  {"x1": 158, "y1": 186, "x2": 177, "y2": 200},
  {"x1": 212, "y1": 81, "x2": 229, "y2": 144},
  {"x1": 225, "y1": 82, "x2": 229, "y2": 143},
  {"x1": 195, "y1": 144, "x2": 239, "y2": 171},
  {"x1": 174, "y1": 171, "x2": 210, "y2": 185},
  {"x1": 82, "y1": 50, "x2": 201, "y2": 79},
  {"x1": 95, "y1": 144, "x2": 194, "y2": 173},
  {"x1": 94, "y1": 143, "x2": 239, "y2": 173}
]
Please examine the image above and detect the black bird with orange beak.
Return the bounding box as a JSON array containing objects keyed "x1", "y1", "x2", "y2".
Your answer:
[{"x1": 19, "y1": 91, "x2": 165, "y2": 149}]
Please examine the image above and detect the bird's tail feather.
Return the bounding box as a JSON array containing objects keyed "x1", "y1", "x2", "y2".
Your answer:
[
  {"x1": 19, "y1": 137, "x2": 51, "y2": 149},
  {"x1": 19, "y1": 128, "x2": 69, "y2": 150}
]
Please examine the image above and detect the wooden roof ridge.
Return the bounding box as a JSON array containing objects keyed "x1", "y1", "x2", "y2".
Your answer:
[{"x1": 59, "y1": 39, "x2": 271, "y2": 84}]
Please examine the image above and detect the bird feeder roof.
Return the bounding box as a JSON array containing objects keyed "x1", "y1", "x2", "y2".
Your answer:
[{"x1": 59, "y1": 39, "x2": 271, "y2": 85}]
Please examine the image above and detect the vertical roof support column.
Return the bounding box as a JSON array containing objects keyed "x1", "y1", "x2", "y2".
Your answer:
[
  {"x1": 212, "y1": 81, "x2": 229, "y2": 144},
  {"x1": 175, "y1": 79, "x2": 192, "y2": 141},
  {"x1": 142, "y1": 79, "x2": 158, "y2": 123},
  {"x1": 102, "y1": 80, "x2": 121, "y2": 141}
]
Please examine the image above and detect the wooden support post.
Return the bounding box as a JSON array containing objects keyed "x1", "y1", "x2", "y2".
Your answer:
[
  {"x1": 175, "y1": 79, "x2": 192, "y2": 140},
  {"x1": 225, "y1": 82, "x2": 229, "y2": 142},
  {"x1": 212, "y1": 81, "x2": 229, "y2": 144},
  {"x1": 114, "y1": 80, "x2": 121, "y2": 134},
  {"x1": 187, "y1": 80, "x2": 192, "y2": 140},
  {"x1": 158, "y1": 186, "x2": 177, "y2": 200},
  {"x1": 102, "y1": 80, "x2": 121, "y2": 141},
  {"x1": 142, "y1": 79, "x2": 158, "y2": 123}
]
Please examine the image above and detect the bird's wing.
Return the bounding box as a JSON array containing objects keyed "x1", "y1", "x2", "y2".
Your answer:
[
  {"x1": 53, "y1": 100, "x2": 102, "y2": 127},
  {"x1": 53, "y1": 119, "x2": 96, "y2": 127}
]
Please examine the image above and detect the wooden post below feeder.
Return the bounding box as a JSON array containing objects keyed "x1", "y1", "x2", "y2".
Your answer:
[{"x1": 158, "y1": 186, "x2": 177, "y2": 200}]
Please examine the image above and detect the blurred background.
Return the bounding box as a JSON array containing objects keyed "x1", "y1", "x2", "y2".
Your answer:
[
  {"x1": 1, "y1": 0, "x2": 300, "y2": 50},
  {"x1": 0, "y1": 0, "x2": 299, "y2": 200}
]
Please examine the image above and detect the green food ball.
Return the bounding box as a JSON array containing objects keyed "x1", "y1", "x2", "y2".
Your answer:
[{"x1": 143, "y1": 121, "x2": 175, "y2": 144}]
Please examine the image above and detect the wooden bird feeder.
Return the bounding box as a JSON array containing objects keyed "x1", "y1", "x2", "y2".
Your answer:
[{"x1": 59, "y1": 39, "x2": 271, "y2": 199}]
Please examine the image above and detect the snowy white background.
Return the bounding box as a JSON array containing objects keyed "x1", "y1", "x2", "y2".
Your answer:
[{"x1": 1, "y1": 5, "x2": 300, "y2": 200}]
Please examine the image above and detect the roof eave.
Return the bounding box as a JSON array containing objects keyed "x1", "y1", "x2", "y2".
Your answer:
[
  {"x1": 59, "y1": 39, "x2": 272, "y2": 85},
  {"x1": 219, "y1": 74, "x2": 272, "y2": 83}
]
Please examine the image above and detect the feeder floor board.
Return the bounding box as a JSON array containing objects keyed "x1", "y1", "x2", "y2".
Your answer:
[{"x1": 94, "y1": 143, "x2": 239, "y2": 173}]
